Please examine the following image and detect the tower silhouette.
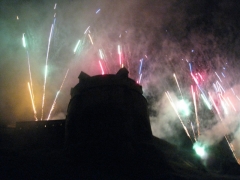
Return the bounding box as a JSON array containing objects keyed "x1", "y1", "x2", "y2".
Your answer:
[
  {"x1": 64, "y1": 68, "x2": 176, "y2": 179},
  {"x1": 65, "y1": 67, "x2": 153, "y2": 148}
]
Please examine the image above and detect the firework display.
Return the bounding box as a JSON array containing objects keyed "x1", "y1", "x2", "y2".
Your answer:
[{"x1": 10, "y1": 0, "x2": 240, "y2": 166}]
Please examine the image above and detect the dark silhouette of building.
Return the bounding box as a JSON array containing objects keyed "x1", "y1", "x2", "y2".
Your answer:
[
  {"x1": 15, "y1": 120, "x2": 65, "y2": 149},
  {"x1": 65, "y1": 67, "x2": 152, "y2": 148},
  {"x1": 64, "y1": 67, "x2": 174, "y2": 178}
]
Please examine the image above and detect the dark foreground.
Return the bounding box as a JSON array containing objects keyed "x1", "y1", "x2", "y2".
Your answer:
[{"x1": 0, "y1": 125, "x2": 240, "y2": 180}]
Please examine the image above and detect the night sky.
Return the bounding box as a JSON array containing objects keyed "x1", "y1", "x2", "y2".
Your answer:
[{"x1": 1, "y1": 0, "x2": 240, "y2": 159}]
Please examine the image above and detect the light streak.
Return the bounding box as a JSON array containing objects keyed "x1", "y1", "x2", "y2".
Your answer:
[
  {"x1": 137, "y1": 59, "x2": 143, "y2": 84},
  {"x1": 215, "y1": 84, "x2": 220, "y2": 93},
  {"x1": 84, "y1": 26, "x2": 90, "y2": 34},
  {"x1": 47, "y1": 69, "x2": 69, "y2": 120},
  {"x1": 220, "y1": 96, "x2": 228, "y2": 115},
  {"x1": 165, "y1": 91, "x2": 192, "y2": 141},
  {"x1": 138, "y1": 74, "x2": 142, "y2": 84},
  {"x1": 224, "y1": 136, "x2": 240, "y2": 165},
  {"x1": 209, "y1": 92, "x2": 239, "y2": 164},
  {"x1": 47, "y1": 91, "x2": 60, "y2": 120},
  {"x1": 200, "y1": 94, "x2": 211, "y2": 110},
  {"x1": 189, "y1": 63, "x2": 192, "y2": 73},
  {"x1": 227, "y1": 97, "x2": 237, "y2": 112},
  {"x1": 28, "y1": 82, "x2": 37, "y2": 121},
  {"x1": 213, "y1": 83, "x2": 218, "y2": 92},
  {"x1": 220, "y1": 94, "x2": 229, "y2": 107},
  {"x1": 191, "y1": 122, "x2": 197, "y2": 142},
  {"x1": 99, "y1": 49, "x2": 110, "y2": 73},
  {"x1": 22, "y1": 33, "x2": 26, "y2": 48},
  {"x1": 139, "y1": 59, "x2": 143, "y2": 75},
  {"x1": 41, "y1": 64, "x2": 48, "y2": 120},
  {"x1": 191, "y1": 73, "x2": 198, "y2": 85},
  {"x1": 231, "y1": 88, "x2": 236, "y2": 95},
  {"x1": 209, "y1": 94, "x2": 240, "y2": 165},
  {"x1": 99, "y1": 60, "x2": 104, "y2": 75},
  {"x1": 196, "y1": 83, "x2": 208, "y2": 102},
  {"x1": 74, "y1": 40, "x2": 81, "y2": 54},
  {"x1": 26, "y1": 51, "x2": 35, "y2": 109},
  {"x1": 96, "y1": 9, "x2": 101, "y2": 14},
  {"x1": 216, "y1": 81, "x2": 225, "y2": 93},
  {"x1": 54, "y1": 17, "x2": 56, "y2": 25},
  {"x1": 210, "y1": 90, "x2": 239, "y2": 164},
  {"x1": 22, "y1": 34, "x2": 36, "y2": 120},
  {"x1": 197, "y1": 73, "x2": 204, "y2": 81},
  {"x1": 236, "y1": 96, "x2": 240, "y2": 101},
  {"x1": 41, "y1": 23, "x2": 54, "y2": 120},
  {"x1": 118, "y1": 45, "x2": 122, "y2": 66},
  {"x1": 209, "y1": 92, "x2": 221, "y2": 116},
  {"x1": 192, "y1": 74, "x2": 208, "y2": 102},
  {"x1": 99, "y1": 49, "x2": 104, "y2": 60},
  {"x1": 173, "y1": 73, "x2": 183, "y2": 98},
  {"x1": 88, "y1": 34, "x2": 94, "y2": 45},
  {"x1": 191, "y1": 86, "x2": 200, "y2": 137},
  {"x1": 191, "y1": 85, "x2": 194, "y2": 98},
  {"x1": 215, "y1": 72, "x2": 222, "y2": 82}
]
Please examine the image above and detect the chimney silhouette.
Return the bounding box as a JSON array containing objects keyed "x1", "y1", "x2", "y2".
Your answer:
[{"x1": 65, "y1": 68, "x2": 153, "y2": 149}]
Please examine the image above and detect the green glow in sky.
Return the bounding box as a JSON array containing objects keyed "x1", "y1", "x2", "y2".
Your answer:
[
  {"x1": 193, "y1": 142, "x2": 207, "y2": 158},
  {"x1": 177, "y1": 99, "x2": 191, "y2": 117}
]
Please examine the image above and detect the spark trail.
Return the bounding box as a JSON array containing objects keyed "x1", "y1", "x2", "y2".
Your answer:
[
  {"x1": 208, "y1": 90, "x2": 240, "y2": 164},
  {"x1": 41, "y1": 10, "x2": 56, "y2": 120},
  {"x1": 26, "y1": 51, "x2": 34, "y2": 103},
  {"x1": 28, "y1": 82, "x2": 37, "y2": 121},
  {"x1": 96, "y1": 9, "x2": 101, "y2": 14},
  {"x1": 99, "y1": 60, "x2": 104, "y2": 75},
  {"x1": 227, "y1": 97, "x2": 236, "y2": 112},
  {"x1": 118, "y1": 45, "x2": 123, "y2": 67},
  {"x1": 191, "y1": 86, "x2": 200, "y2": 137},
  {"x1": 98, "y1": 49, "x2": 110, "y2": 74},
  {"x1": 138, "y1": 59, "x2": 143, "y2": 83},
  {"x1": 22, "y1": 33, "x2": 26, "y2": 48},
  {"x1": 88, "y1": 34, "x2": 94, "y2": 45},
  {"x1": 99, "y1": 49, "x2": 104, "y2": 60},
  {"x1": 173, "y1": 73, "x2": 183, "y2": 99},
  {"x1": 22, "y1": 33, "x2": 36, "y2": 120},
  {"x1": 225, "y1": 136, "x2": 240, "y2": 165},
  {"x1": 47, "y1": 69, "x2": 69, "y2": 120},
  {"x1": 191, "y1": 122, "x2": 197, "y2": 142},
  {"x1": 165, "y1": 91, "x2": 192, "y2": 141},
  {"x1": 74, "y1": 40, "x2": 81, "y2": 54},
  {"x1": 215, "y1": 72, "x2": 222, "y2": 82},
  {"x1": 84, "y1": 26, "x2": 90, "y2": 34}
]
